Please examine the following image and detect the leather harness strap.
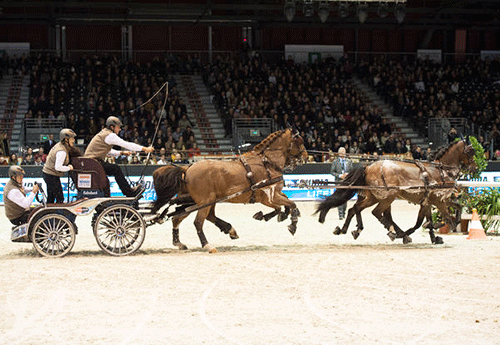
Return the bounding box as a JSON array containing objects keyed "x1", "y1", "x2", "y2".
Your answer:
[
  {"x1": 414, "y1": 160, "x2": 430, "y2": 203},
  {"x1": 240, "y1": 156, "x2": 257, "y2": 203}
]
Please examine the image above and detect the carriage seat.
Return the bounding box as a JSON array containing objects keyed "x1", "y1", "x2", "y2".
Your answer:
[{"x1": 70, "y1": 157, "x2": 110, "y2": 198}]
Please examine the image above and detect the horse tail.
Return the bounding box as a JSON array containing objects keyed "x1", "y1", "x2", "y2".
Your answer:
[
  {"x1": 152, "y1": 165, "x2": 188, "y2": 212},
  {"x1": 315, "y1": 166, "x2": 366, "y2": 223}
]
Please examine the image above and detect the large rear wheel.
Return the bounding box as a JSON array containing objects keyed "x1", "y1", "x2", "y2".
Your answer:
[
  {"x1": 93, "y1": 205, "x2": 146, "y2": 256},
  {"x1": 31, "y1": 214, "x2": 76, "y2": 257}
]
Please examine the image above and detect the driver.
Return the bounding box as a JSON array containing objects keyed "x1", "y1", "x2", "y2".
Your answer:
[
  {"x1": 4, "y1": 166, "x2": 39, "y2": 225},
  {"x1": 84, "y1": 116, "x2": 154, "y2": 197}
]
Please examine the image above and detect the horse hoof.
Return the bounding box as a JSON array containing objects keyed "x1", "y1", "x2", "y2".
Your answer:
[
  {"x1": 434, "y1": 236, "x2": 444, "y2": 245},
  {"x1": 229, "y1": 227, "x2": 239, "y2": 240},
  {"x1": 277, "y1": 213, "x2": 288, "y2": 222},
  {"x1": 351, "y1": 230, "x2": 360, "y2": 240},
  {"x1": 253, "y1": 211, "x2": 264, "y2": 221},
  {"x1": 203, "y1": 244, "x2": 218, "y2": 253},
  {"x1": 333, "y1": 226, "x2": 342, "y2": 235},
  {"x1": 288, "y1": 224, "x2": 296, "y2": 236},
  {"x1": 173, "y1": 241, "x2": 188, "y2": 250},
  {"x1": 403, "y1": 236, "x2": 412, "y2": 244},
  {"x1": 387, "y1": 231, "x2": 396, "y2": 241}
]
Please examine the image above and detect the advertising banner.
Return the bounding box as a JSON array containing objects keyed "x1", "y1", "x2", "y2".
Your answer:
[{"x1": 1, "y1": 172, "x2": 496, "y2": 205}]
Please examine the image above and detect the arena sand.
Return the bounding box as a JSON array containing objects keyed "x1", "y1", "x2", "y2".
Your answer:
[{"x1": 1, "y1": 200, "x2": 499, "y2": 345}]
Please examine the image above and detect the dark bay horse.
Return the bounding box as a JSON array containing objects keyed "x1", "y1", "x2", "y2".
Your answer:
[
  {"x1": 316, "y1": 138, "x2": 476, "y2": 244},
  {"x1": 152, "y1": 128, "x2": 308, "y2": 253}
]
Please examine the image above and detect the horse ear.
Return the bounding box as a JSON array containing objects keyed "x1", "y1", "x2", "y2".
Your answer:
[
  {"x1": 288, "y1": 122, "x2": 299, "y2": 134},
  {"x1": 466, "y1": 134, "x2": 471, "y2": 145}
]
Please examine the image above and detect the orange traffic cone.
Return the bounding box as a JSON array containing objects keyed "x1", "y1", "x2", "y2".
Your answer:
[{"x1": 467, "y1": 208, "x2": 488, "y2": 240}]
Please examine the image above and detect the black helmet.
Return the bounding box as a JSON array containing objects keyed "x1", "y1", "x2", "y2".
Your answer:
[
  {"x1": 60, "y1": 128, "x2": 77, "y2": 141},
  {"x1": 9, "y1": 165, "x2": 25, "y2": 179},
  {"x1": 106, "y1": 116, "x2": 122, "y2": 128}
]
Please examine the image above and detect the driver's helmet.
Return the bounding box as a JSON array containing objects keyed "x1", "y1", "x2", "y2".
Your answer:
[
  {"x1": 60, "y1": 128, "x2": 76, "y2": 141},
  {"x1": 9, "y1": 165, "x2": 25, "y2": 179}
]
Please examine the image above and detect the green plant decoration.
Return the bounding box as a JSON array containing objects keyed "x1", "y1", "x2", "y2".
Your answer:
[
  {"x1": 468, "y1": 136, "x2": 487, "y2": 180},
  {"x1": 430, "y1": 136, "x2": 495, "y2": 232}
]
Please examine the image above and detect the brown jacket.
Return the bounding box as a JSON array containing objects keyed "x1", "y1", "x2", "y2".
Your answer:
[
  {"x1": 42, "y1": 142, "x2": 70, "y2": 177},
  {"x1": 84, "y1": 128, "x2": 114, "y2": 160},
  {"x1": 4, "y1": 179, "x2": 28, "y2": 221}
]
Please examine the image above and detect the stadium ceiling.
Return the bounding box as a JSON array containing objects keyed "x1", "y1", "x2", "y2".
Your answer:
[{"x1": 0, "y1": 0, "x2": 499, "y2": 30}]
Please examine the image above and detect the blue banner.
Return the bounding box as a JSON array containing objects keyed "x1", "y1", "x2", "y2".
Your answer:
[{"x1": 0, "y1": 173, "x2": 345, "y2": 204}]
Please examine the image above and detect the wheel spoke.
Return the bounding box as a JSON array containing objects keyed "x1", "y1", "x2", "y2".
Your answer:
[
  {"x1": 94, "y1": 206, "x2": 145, "y2": 256},
  {"x1": 32, "y1": 215, "x2": 75, "y2": 257}
]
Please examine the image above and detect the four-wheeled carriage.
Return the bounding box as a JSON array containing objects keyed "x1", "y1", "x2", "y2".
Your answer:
[{"x1": 10, "y1": 157, "x2": 149, "y2": 257}]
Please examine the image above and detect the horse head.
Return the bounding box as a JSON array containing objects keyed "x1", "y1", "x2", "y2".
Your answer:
[
  {"x1": 461, "y1": 139, "x2": 477, "y2": 174},
  {"x1": 444, "y1": 139, "x2": 477, "y2": 174},
  {"x1": 286, "y1": 128, "x2": 308, "y2": 168}
]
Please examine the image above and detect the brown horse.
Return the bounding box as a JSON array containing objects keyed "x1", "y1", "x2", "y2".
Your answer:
[
  {"x1": 316, "y1": 138, "x2": 476, "y2": 244},
  {"x1": 152, "y1": 128, "x2": 308, "y2": 253}
]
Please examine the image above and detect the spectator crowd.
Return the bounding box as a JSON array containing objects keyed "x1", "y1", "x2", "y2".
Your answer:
[{"x1": 2, "y1": 50, "x2": 500, "y2": 166}]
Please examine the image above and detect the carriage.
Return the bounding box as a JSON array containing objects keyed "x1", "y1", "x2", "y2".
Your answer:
[
  {"x1": 10, "y1": 128, "x2": 309, "y2": 256},
  {"x1": 10, "y1": 157, "x2": 158, "y2": 257}
]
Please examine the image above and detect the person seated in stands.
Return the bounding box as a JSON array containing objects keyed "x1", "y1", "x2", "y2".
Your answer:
[
  {"x1": 35, "y1": 147, "x2": 47, "y2": 163},
  {"x1": 42, "y1": 129, "x2": 80, "y2": 204},
  {"x1": 8, "y1": 153, "x2": 20, "y2": 165},
  {"x1": 22, "y1": 147, "x2": 35, "y2": 165},
  {"x1": 84, "y1": 116, "x2": 154, "y2": 197},
  {"x1": 4, "y1": 166, "x2": 40, "y2": 226},
  {"x1": 0, "y1": 148, "x2": 8, "y2": 165}
]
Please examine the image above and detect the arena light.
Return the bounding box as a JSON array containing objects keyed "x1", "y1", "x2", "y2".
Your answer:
[
  {"x1": 303, "y1": 0, "x2": 314, "y2": 17},
  {"x1": 318, "y1": 2, "x2": 330, "y2": 23},
  {"x1": 357, "y1": 3, "x2": 368, "y2": 23},
  {"x1": 377, "y1": 2, "x2": 388, "y2": 18},
  {"x1": 338, "y1": 2, "x2": 349, "y2": 18},
  {"x1": 394, "y1": 2, "x2": 405, "y2": 23},
  {"x1": 284, "y1": 1, "x2": 296, "y2": 22}
]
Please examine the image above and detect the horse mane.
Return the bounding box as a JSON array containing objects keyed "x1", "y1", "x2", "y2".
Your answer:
[
  {"x1": 252, "y1": 129, "x2": 288, "y2": 153},
  {"x1": 430, "y1": 140, "x2": 463, "y2": 161}
]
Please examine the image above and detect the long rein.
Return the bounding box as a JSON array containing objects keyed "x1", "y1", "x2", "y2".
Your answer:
[{"x1": 306, "y1": 149, "x2": 469, "y2": 174}]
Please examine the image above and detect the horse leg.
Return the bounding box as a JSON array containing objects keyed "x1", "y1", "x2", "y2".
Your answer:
[
  {"x1": 381, "y1": 206, "x2": 410, "y2": 243},
  {"x1": 207, "y1": 205, "x2": 239, "y2": 240},
  {"x1": 253, "y1": 208, "x2": 279, "y2": 221},
  {"x1": 340, "y1": 194, "x2": 376, "y2": 239},
  {"x1": 338, "y1": 205, "x2": 357, "y2": 236},
  {"x1": 171, "y1": 214, "x2": 189, "y2": 250},
  {"x1": 402, "y1": 204, "x2": 432, "y2": 244},
  {"x1": 430, "y1": 201, "x2": 454, "y2": 245},
  {"x1": 370, "y1": 199, "x2": 400, "y2": 241},
  {"x1": 255, "y1": 192, "x2": 290, "y2": 222},
  {"x1": 193, "y1": 207, "x2": 217, "y2": 253},
  {"x1": 258, "y1": 194, "x2": 299, "y2": 235},
  {"x1": 278, "y1": 206, "x2": 290, "y2": 222}
]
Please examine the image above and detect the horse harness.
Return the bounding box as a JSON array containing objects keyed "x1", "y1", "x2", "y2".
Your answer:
[
  {"x1": 378, "y1": 160, "x2": 459, "y2": 204},
  {"x1": 239, "y1": 154, "x2": 283, "y2": 203}
]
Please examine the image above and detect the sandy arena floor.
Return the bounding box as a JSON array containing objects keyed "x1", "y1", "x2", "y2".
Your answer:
[{"x1": 0, "y1": 200, "x2": 499, "y2": 345}]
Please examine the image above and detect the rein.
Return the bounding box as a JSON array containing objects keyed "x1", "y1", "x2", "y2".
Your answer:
[
  {"x1": 160, "y1": 175, "x2": 284, "y2": 220},
  {"x1": 307, "y1": 141, "x2": 473, "y2": 172}
]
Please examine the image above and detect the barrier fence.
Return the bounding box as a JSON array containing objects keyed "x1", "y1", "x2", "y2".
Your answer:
[{"x1": 1, "y1": 170, "x2": 499, "y2": 206}]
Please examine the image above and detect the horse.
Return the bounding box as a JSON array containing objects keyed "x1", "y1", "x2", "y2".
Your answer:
[
  {"x1": 152, "y1": 128, "x2": 308, "y2": 253},
  {"x1": 316, "y1": 138, "x2": 477, "y2": 244}
]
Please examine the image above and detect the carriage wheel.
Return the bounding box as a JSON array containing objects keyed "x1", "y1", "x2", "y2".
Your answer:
[
  {"x1": 93, "y1": 205, "x2": 146, "y2": 256},
  {"x1": 31, "y1": 214, "x2": 76, "y2": 257}
]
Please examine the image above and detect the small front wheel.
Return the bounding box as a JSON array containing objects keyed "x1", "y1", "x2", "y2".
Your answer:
[
  {"x1": 93, "y1": 205, "x2": 146, "y2": 256},
  {"x1": 31, "y1": 214, "x2": 76, "y2": 257}
]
